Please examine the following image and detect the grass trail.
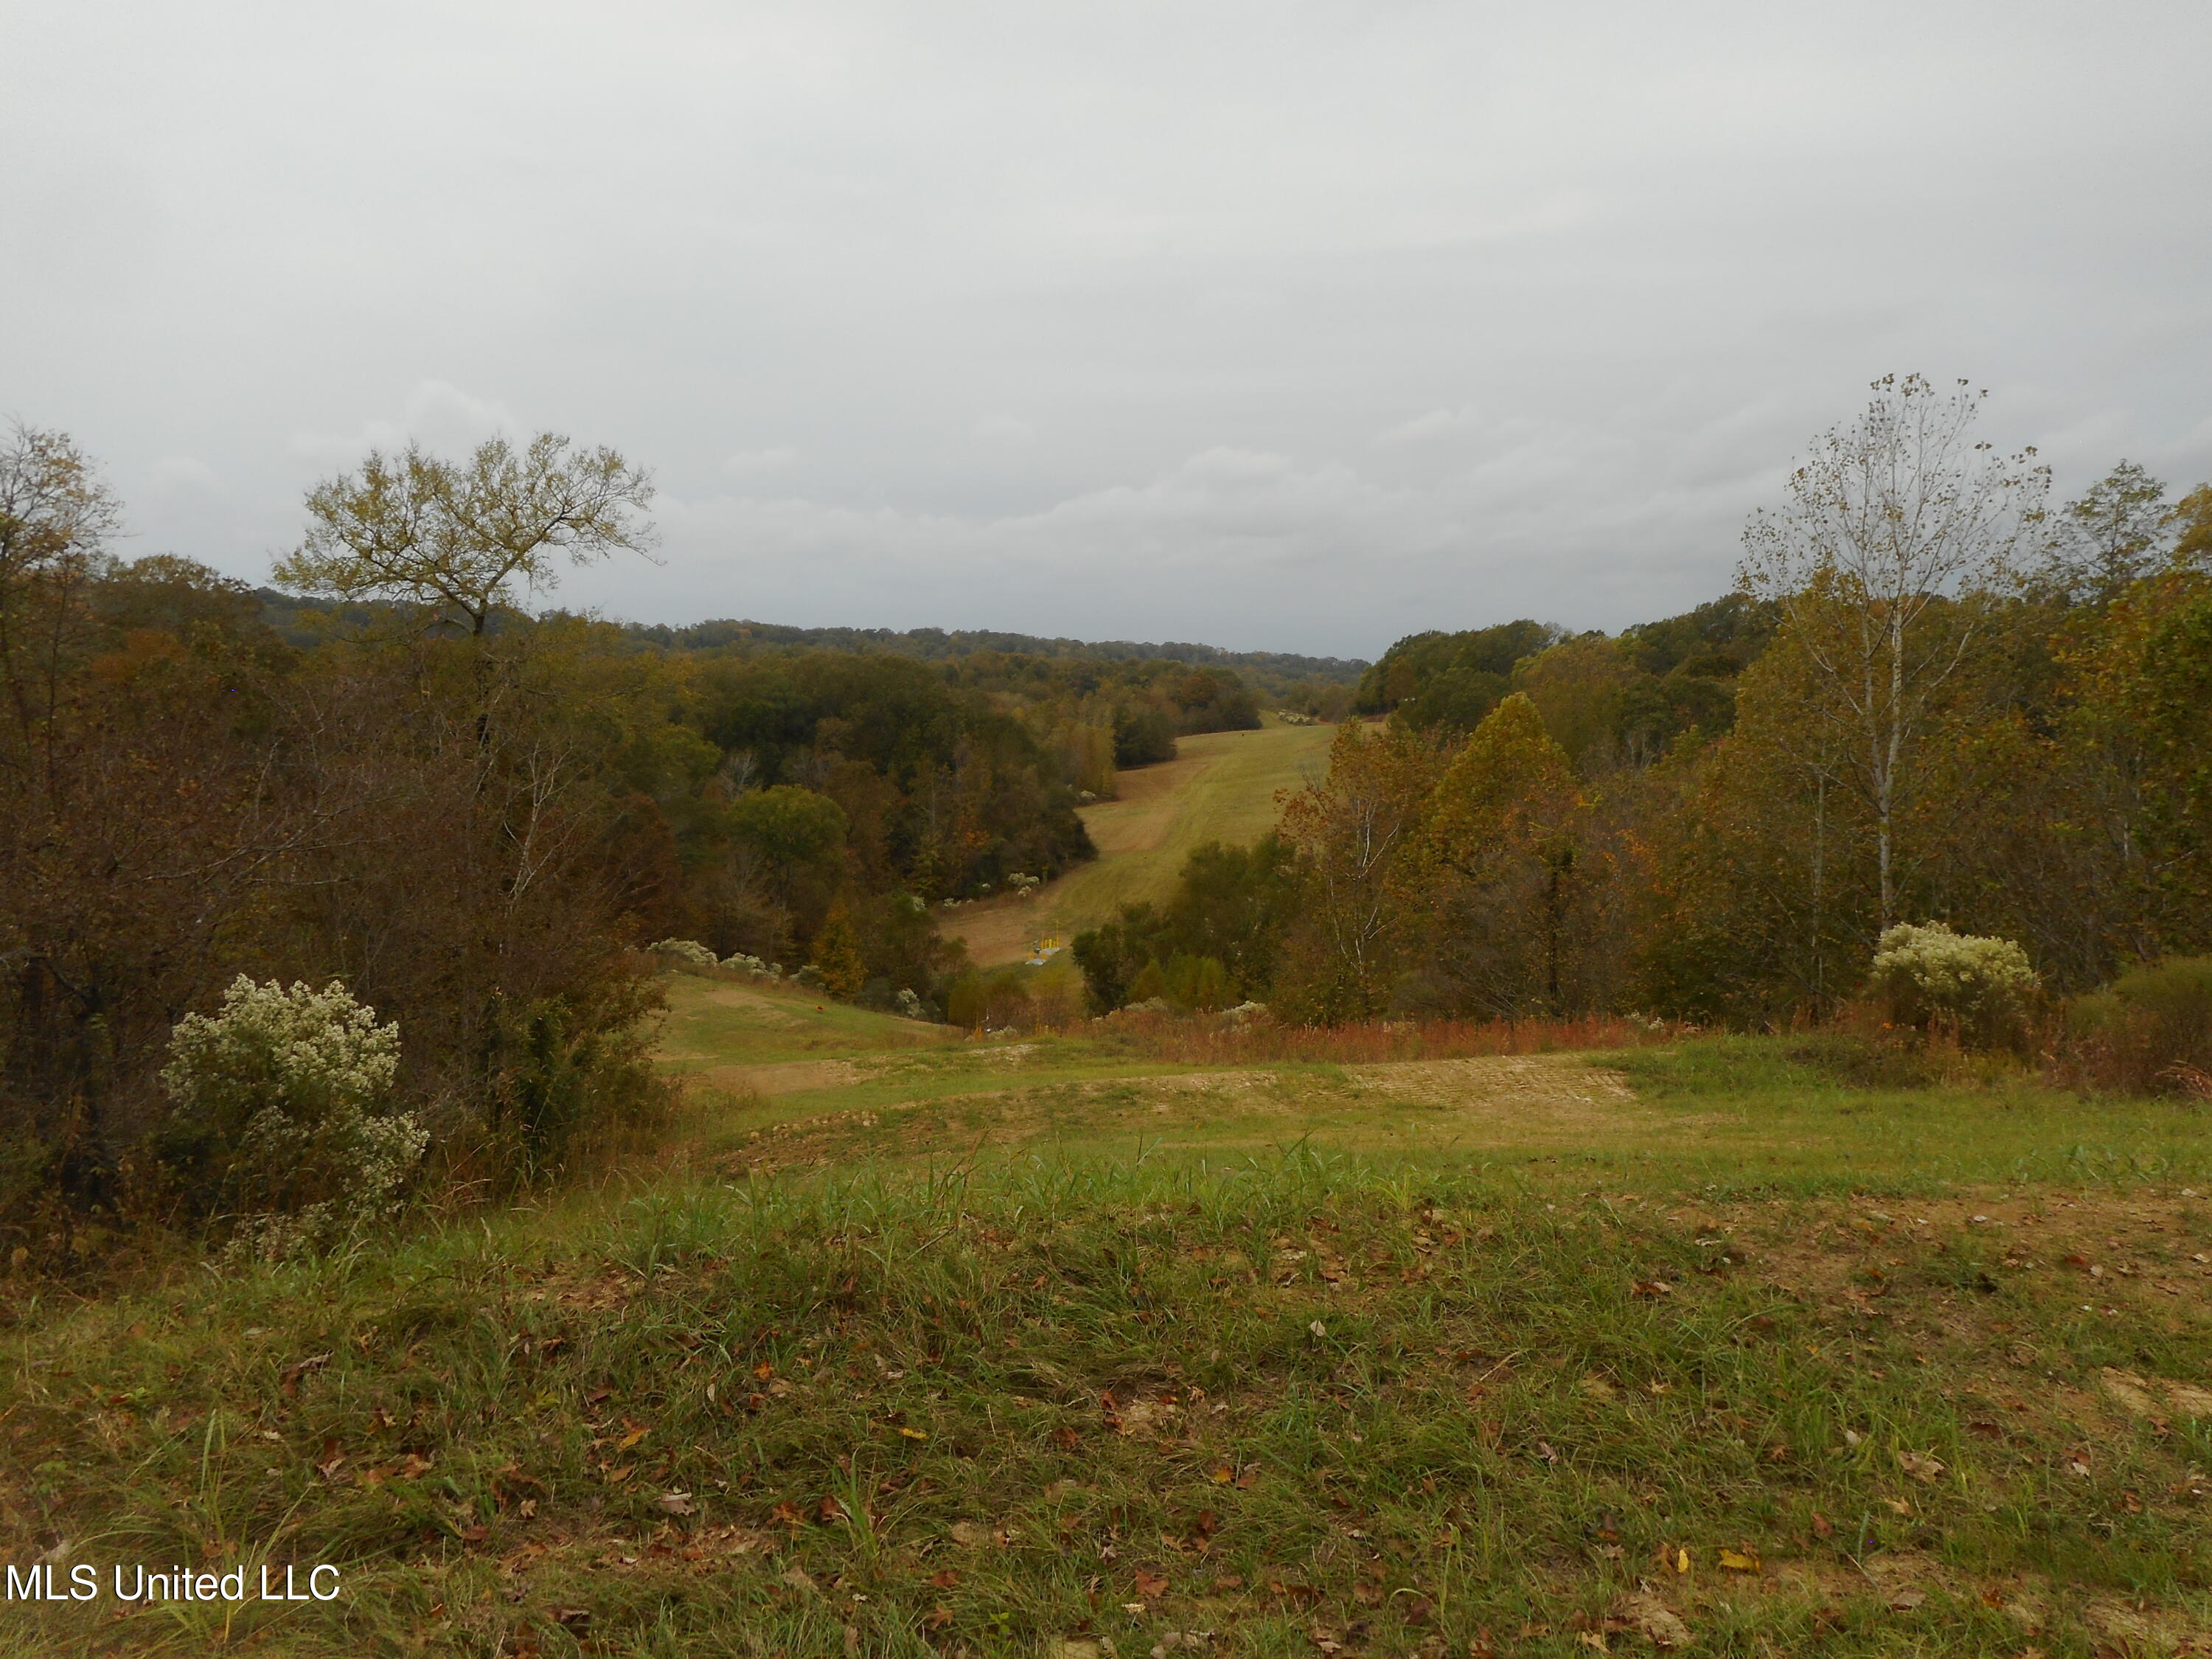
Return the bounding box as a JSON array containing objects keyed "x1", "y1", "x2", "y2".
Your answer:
[{"x1": 944, "y1": 720, "x2": 1335, "y2": 967}]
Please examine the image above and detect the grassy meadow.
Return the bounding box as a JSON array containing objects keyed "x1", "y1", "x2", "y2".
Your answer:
[
  {"x1": 4, "y1": 973, "x2": 2212, "y2": 1657},
  {"x1": 942, "y1": 720, "x2": 1335, "y2": 967}
]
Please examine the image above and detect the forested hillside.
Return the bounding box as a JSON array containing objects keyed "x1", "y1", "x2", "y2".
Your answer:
[
  {"x1": 1074, "y1": 380, "x2": 2212, "y2": 1046},
  {"x1": 7, "y1": 375, "x2": 2211, "y2": 1270}
]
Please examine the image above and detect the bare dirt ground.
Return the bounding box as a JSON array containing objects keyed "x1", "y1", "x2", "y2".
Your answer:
[{"x1": 711, "y1": 1052, "x2": 1694, "y2": 1173}]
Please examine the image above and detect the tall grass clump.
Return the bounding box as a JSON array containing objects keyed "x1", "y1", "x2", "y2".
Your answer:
[{"x1": 2065, "y1": 956, "x2": 2212, "y2": 1097}]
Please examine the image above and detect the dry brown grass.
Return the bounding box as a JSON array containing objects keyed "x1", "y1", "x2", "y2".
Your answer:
[{"x1": 1078, "y1": 1009, "x2": 1672, "y2": 1067}]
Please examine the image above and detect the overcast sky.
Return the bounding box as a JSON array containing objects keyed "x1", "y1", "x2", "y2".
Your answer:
[{"x1": 5, "y1": 1, "x2": 2210, "y2": 657}]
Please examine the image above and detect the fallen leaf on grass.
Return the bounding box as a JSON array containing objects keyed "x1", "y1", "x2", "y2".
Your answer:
[
  {"x1": 553, "y1": 1607, "x2": 592, "y2": 1632},
  {"x1": 1888, "y1": 1588, "x2": 1927, "y2": 1611},
  {"x1": 1135, "y1": 1570, "x2": 1169, "y2": 1596},
  {"x1": 1718, "y1": 1547, "x2": 1761, "y2": 1572},
  {"x1": 1896, "y1": 1450, "x2": 1945, "y2": 1484},
  {"x1": 279, "y1": 1353, "x2": 332, "y2": 1399},
  {"x1": 894, "y1": 1426, "x2": 928, "y2": 1441},
  {"x1": 1809, "y1": 1512, "x2": 1833, "y2": 1539},
  {"x1": 1040, "y1": 1642, "x2": 1100, "y2": 1659},
  {"x1": 780, "y1": 1564, "x2": 818, "y2": 1593},
  {"x1": 771, "y1": 1501, "x2": 805, "y2": 1528},
  {"x1": 949, "y1": 1520, "x2": 992, "y2": 1548},
  {"x1": 1631, "y1": 1281, "x2": 1672, "y2": 1298},
  {"x1": 655, "y1": 1491, "x2": 694, "y2": 1516},
  {"x1": 923, "y1": 1607, "x2": 954, "y2": 1632},
  {"x1": 815, "y1": 1495, "x2": 846, "y2": 1523}
]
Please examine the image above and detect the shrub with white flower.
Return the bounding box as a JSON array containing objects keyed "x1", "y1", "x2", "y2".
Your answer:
[
  {"x1": 648, "y1": 938, "x2": 720, "y2": 969},
  {"x1": 1866, "y1": 922, "x2": 2038, "y2": 1047},
  {"x1": 160, "y1": 975, "x2": 427, "y2": 1255}
]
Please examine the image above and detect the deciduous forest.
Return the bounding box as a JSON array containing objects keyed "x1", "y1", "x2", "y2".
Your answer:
[{"x1": 4, "y1": 373, "x2": 2210, "y2": 1267}]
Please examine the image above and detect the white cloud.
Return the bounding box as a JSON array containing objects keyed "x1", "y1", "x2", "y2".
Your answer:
[
  {"x1": 720, "y1": 445, "x2": 800, "y2": 477},
  {"x1": 1375, "y1": 407, "x2": 1476, "y2": 447},
  {"x1": 149, "y1": 454, "x2": 221, "y2": 494},
  {"x1": 285, "y1": 380, "x2": 520, "y2": 465}
]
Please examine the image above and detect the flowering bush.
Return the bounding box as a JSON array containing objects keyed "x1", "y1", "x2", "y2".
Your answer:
[
  {"x1": 1866, "y1": 922, "x2": 2038, "y2": 1048},
  {"x1": 648, "y1": 938, "x2": 720, "y2": 969},
  {"x1": 159, "y1": 976, "x2": 427, "y2": 1256}
]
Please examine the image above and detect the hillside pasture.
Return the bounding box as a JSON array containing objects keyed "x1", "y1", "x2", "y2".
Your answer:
[
  {"x1": 942, "y1": 719, "x2": 1336, "y2": 967},
  {"x1": 7, "y1": 984, "x2": 2212, "y2": 1657}
]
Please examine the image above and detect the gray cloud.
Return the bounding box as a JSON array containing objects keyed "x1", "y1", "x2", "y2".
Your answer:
[{"x1": 4, "y1": 0, "x2": 2208, "y2": 655}]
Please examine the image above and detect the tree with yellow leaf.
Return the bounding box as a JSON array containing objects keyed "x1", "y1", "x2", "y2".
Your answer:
[
  {"x1": 807, "y1": 900, "x2": 870, "y2": 1001},
  {"x1": 1417, "y1": 694, "x2": 1604, "y2": 1017},
  {"x1": 1271, "y1": 720, "x2": 1443, "y2": 1020}
]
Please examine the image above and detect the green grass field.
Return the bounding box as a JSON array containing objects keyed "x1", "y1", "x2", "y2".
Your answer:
[
  {"x1": 944, "y1": 720, "x2": 1336, "y2": 967},
  {"x1": 6, "y1": 975, "x2": 2212, "y2": 1658}
]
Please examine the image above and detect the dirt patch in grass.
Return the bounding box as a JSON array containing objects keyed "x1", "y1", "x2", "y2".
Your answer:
[
  {"x1": 703, "y1": 1054, "x2": 1717, "y2": 1175},
  {"x1": 1350, "y1": 1054, "x2": 1704, "y2": 1138},
  {"x1": 697, "y1": 1057, "x2": 873, "y2": 1096},
  {"x1": 691, "y1": 983, "x2": 808, "y2": 1025}
]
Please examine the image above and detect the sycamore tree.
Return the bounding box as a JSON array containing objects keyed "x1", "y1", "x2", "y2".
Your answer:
[
  {"x1": 1739, "y1": 375, "x2": 2048, "y2": 930},
  {"x1": 276, "y1": 432, "x2": 655, "y2": 637},
  {"x1": 1273, "y1": 720, "x2": 1441, "y2": 1020}
]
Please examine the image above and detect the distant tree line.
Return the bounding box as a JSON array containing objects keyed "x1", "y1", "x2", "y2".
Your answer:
[{"x1": 611, "y1": 615, "x2": 1366, "y2": 688}]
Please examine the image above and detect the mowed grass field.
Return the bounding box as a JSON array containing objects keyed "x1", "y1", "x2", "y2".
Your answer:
[
  {"x1": 943, "y1": 720, "x2": 1337, "y2": 967},
  {"x1": 7, "y1": 973, "x2": 2212, "y2": 1658}
]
